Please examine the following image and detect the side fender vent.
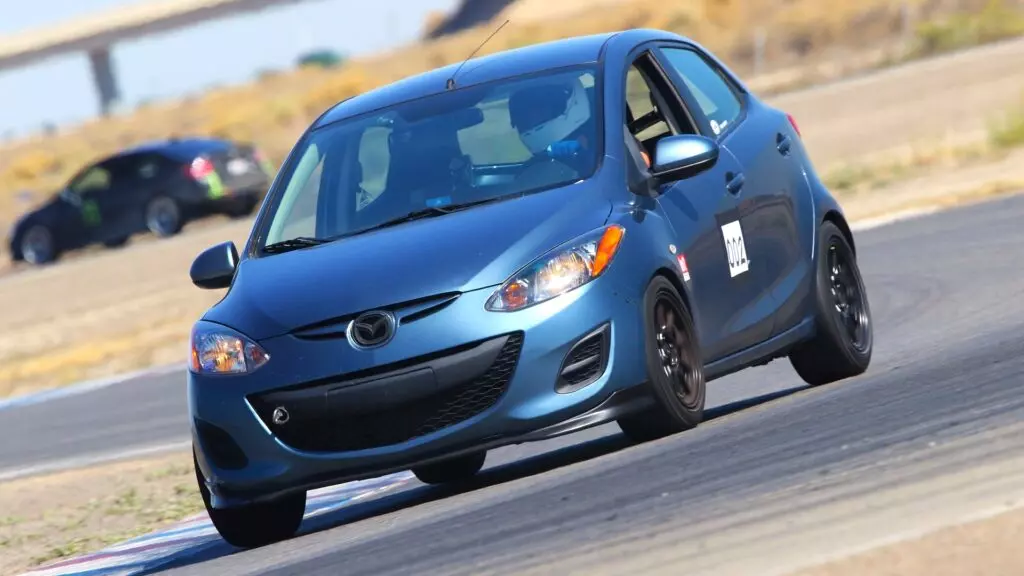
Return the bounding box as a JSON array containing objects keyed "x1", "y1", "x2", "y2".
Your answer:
[{"x1": 556, "y1": 323, "x2": 610, "y2": 394}]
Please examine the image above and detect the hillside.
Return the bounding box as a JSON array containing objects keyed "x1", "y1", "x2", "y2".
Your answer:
[
  {"x1": 425, "y1": 0, "x2": 633, "y2": 38},
  {"x1": 1, "y1": 0, "x2": 1022, "y2": 230}
]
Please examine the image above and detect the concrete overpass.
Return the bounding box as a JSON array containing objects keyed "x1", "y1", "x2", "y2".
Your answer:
[{"x1": 0, "y1": 0, "x2": 318, "y2": 116}]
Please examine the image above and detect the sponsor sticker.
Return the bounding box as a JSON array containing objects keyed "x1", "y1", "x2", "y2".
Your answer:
[{"x1": 676, "y1": 254, "x2": 691, "y2": 282}]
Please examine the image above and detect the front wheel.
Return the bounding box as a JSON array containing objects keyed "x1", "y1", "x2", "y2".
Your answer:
[
  {"x1": 194, "y1": 451, "x2": 306, "y2": 549},
  {"x1": 20, "y1": 224, "x2": 58, "y2": 265},
  {"x1": 617, "y1": 276, "x2": 706, "y2": 443},
  {"x1": 788, "y1": 221, "x2": 873, "y2": 386}
]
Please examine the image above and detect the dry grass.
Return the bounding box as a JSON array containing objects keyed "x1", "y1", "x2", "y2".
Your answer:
[
  {"x1": 0, "y1": 450, "x2": 200, "y2": 575},
  {"x1": 820, "y1": 89, "x2": 1024, "y2": 195},
  {"x1": 824, "y1": 141, "x2": 996, "y2": 195},
  {"x1": 1, "y1": 0, "x2": 1021, "y2": 229},
  {"x1": 989, "y1": 93, "x2": 1024, "y2": 149}
]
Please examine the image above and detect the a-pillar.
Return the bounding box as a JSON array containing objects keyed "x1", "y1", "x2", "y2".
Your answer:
[{"x1": 88, "y1": 46, "x2": 121, "y2": 116}]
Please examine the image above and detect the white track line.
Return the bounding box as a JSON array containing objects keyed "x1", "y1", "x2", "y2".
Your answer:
[{"x1": 0, "y1": 362, "x2": 184, "y2": 412}]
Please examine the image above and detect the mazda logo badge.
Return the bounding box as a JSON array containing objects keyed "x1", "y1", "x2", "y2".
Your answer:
[{"x1": 347, "y1": 310, "x2": 396, "y2": 349}]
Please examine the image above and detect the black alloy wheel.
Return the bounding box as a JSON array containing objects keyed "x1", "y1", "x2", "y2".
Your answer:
[
  {"x1": 789, "y1": 221, "x2": 873, "y2": 386},
  {"x1": 618, "y1": 276, "x2": 706, "y2": 442}
]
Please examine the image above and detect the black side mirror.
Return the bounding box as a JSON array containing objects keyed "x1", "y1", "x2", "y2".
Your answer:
[
  {"x1": 59, "y1": 189, "x2": 81, "y2": 207},
  {"x1": 190, "y1": 241, "x2": 238, "y2": 289},
  {"x1": 650, "y1": 134, "x2": 720, "y2": 186}
]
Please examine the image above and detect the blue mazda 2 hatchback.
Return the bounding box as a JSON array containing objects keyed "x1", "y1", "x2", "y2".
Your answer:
[{"x1": 188, "y1": 28, "x2": 873, "y2": 547}]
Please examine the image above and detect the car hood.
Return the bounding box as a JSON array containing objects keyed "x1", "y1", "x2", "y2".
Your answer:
[{"x1": 203, "y1": 181, "x2": 613, "y2": 340}]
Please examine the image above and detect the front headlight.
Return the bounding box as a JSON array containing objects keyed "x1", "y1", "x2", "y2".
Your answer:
[
  {"x1": 486, "y1": 224, "x2": 625, "y2": 312},
  {"x1": 189, "y1": 321, "x2": 270, "y2": 375}
]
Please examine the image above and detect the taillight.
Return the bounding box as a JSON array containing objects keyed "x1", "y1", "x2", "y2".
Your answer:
[
  {"x1": 189, "y1": 157, "x2": 215, "y2": 180},
  {"x1": 787, "y1": 113, "x2": 802, "y2": 138}
]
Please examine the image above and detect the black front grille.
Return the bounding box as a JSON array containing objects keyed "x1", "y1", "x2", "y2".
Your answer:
[{"x1": 260, "y1": 333, "x2": 523, "y2": 453}]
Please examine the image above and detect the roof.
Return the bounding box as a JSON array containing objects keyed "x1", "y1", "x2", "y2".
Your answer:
[
  {"x1": 116, "y1": 137, "x2": 232, "y2": 160},
  {"x1": 314, "y1": 31, "x2": 623, "y2": 129}
]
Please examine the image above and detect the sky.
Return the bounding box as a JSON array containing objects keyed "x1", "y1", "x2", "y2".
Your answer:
[{"x1": 0, "y1": 0, "x2": 458, "y2": 138}]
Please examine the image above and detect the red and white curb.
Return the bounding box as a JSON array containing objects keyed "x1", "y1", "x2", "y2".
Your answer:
[{"x1": 19, "y1": 472, "x2": 416, "y2": 576}]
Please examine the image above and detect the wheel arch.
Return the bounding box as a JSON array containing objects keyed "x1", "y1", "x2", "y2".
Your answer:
[
  {"x1": 822, "y1": 209, "x2": 856, "y2": 256},
  {"x1": 647, "y1": 267, "x2": 703, "y2": 342},
  {"x1": 650, "y1": 267, "x2": 691, "y2": 312}
]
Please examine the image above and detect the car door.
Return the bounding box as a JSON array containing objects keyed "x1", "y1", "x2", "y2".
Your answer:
[
  {"x1": 654, "y1": 43, "x2": 805, "y2": 344},
  {"x1": 85, "y1": 155, "x2": 145, "y2": 241},
  {"x1": 622, "y1": 49, "x2": 763, "y2": 362},
  {"x1": 62, "y1": 160, "x2": 118, "y2": 246},
  {"x1": 119, "y1": 153, "x2": 173, "y2": 235}
]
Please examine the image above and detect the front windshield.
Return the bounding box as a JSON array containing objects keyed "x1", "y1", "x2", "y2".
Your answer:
[{"x1": 258, "y1": 66, "x2": 600, "y2": 249}]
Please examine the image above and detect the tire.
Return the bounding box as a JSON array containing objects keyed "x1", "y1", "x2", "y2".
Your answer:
[
  {"x1": 225, "y1": 197, "x2": 258, "y2": 219},
  {"x1": 411, "y1": 451, "x2": 486, "y2": 485},
  {"x1": 194, "y1": 451, "x2": 306, "y2": 549},
  {"x1": 788, "y1": 221, "x2": 873, "y2": 386},
  {"x1": 103, "y1": 236, "x2": 129, "y2": 249},
  {"x1": 617, "y1": 276, "x2": 706, "y2": 443},
  {"x1": 19, "y1": 224, "x2": 58, "y2": 265},
  {"x1": 145, "y1": 196, "x2": 183, "y2": 238}
]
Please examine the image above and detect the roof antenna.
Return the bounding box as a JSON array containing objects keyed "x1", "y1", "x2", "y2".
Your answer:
[{"x1": 446, "y1": 19, "x2": 510, "y2": 90}]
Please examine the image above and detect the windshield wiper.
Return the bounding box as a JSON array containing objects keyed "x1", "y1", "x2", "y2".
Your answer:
[
  {"x1": 262, "y1": 236, "x2": 329, "y2": 254},
  {"x1": 343, "y1": 197, "x2": 509, "y2": 238}
]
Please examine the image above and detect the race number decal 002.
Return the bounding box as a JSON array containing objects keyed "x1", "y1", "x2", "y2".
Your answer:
[{"x1": 720, "y1": 220, "x2": 749, "y2": 278}]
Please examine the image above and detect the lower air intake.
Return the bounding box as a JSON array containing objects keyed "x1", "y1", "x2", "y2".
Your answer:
[{"x1": 256, "y1": 333, "x2": 523, "y2": 453}]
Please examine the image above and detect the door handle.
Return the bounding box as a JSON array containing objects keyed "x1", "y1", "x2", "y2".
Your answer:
[
  {"x1": 726, "y1": 172, "x2": 745, "y2": 195},
  {"x1": 776, "y1": 133, "x2": 792, "y2": 156}
]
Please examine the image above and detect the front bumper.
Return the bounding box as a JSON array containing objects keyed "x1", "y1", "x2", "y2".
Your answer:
[{"x1": 189, "y1": 280, "x2": 650, "y2": 509}]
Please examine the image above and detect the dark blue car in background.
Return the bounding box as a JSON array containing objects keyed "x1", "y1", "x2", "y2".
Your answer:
[
  {"x1": 187, "y1": 28, "x2": 873, "y2": 548},
  {"x1": 7, "y1": 137, "x2": 273, "y2": 265}
]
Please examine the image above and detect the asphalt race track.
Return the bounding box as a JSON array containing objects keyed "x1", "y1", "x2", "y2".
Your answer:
[
  {"x1": 5, "y1": 194, "x2": 1024, "y2": 575},
  {"x1": 0, "y1": 369, "x2": 187, "y2": 479}
]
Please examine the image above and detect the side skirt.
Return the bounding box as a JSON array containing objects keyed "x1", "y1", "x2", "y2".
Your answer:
[{"x1": 704, "y1": 316, "x2": 816, "y2": 382}]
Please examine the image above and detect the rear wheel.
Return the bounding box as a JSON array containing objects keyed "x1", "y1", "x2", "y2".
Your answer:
[
  {"x1": 617, "y1": 276, "x2": 706, "y2": 442},
  {"x1": 145, "y1": 196, "x2": 183, "y2": 238},
  {"x1": 411, "y1": 451, "x2": 486, "y2": 485},
  {"x1": 224, "y1": 196, "x2": 258, "y2": 219},
  {"x1": 789, "y1": 221, "x2": 872, "y2": 385},
  {"x1": 194, "y1": 451, "x2": 305, "y2": 549}
]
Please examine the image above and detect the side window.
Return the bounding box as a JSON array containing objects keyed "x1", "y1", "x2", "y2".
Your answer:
[
  {"x1": 623, "y1": 54, "x2": 698, "y2": 169},
  {"x1": 658, "y1": 47, "x2": 742, "y2": 135},
  {"x1": 134, "y1": 154, "x2": 165, "y2": 182},
  {"x1": 625, "y1": 64, "x2": 671, "y2": 149},
  {"x1": 98, "y1": 157, "x2": 136, "y2": 193},
  {"x1": 68, "y1": 162, "x2": 113, "y2": 195}
]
